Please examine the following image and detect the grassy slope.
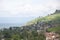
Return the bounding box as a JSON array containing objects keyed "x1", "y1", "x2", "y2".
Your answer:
[
  {"x1": 47, "y1": 26, "x2": 60, "y2": 32},
  {"x1": 26, "y1": 12, "x2": 60, "y2": 25},
  {"x1": 26, "y1": 10, "x2": 60, "y2": 32}
]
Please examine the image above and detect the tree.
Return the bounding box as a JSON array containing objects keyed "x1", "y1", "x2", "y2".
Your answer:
[{"x1": 11, "y1": 34, "x2": 21, "y2": 40}]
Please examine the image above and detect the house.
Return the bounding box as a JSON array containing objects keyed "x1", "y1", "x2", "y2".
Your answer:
[
  {"x1": 1, "y1": 39, "x2": 5, "y2": 40},
  {"x1": 45, "y1": 32, "x2": 60, "y2": 40}
]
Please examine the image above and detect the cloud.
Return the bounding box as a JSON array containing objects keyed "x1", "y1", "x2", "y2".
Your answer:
[{"x1": 0, "y1": 0, "x2": 60, "y2": 17}]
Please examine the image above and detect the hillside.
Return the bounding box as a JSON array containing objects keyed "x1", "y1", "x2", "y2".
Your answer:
[
  {"x1": 48, "y1": 26, "x2": 60, "y2": 32},
  {"x1": 21, "y1": 10, "x2": 60, "y2": 40},
  {"x1": 24, "y1": 10, "x2": 60, "y2": 32},
  {"x1": 0, "y1": 10, "x2": 60, "y2": 40},
  {"x1": 26, "y1": 10, "x2": 60, "y2": 25}
]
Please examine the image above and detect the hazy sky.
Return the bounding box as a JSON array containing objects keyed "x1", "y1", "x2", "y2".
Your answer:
[
  {"x1": 0, "y1": 0, "x2": 60, "y2": 24},
  {"x1": 0, "y1": 0, "x2": 60, "y2": 17}
]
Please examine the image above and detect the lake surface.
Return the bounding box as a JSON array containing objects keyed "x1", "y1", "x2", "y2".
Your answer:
[{"x1": 0, "y1": 23, "x2": 23, "y2": 29}]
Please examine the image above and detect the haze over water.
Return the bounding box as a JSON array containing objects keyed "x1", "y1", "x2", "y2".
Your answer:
[{"x1": 0, "y1": 0, "x2": 60, "y2": 28}]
